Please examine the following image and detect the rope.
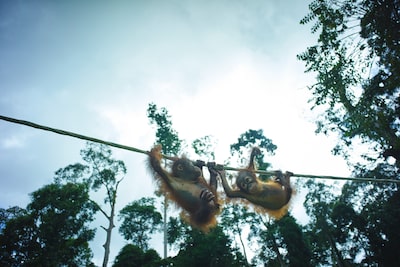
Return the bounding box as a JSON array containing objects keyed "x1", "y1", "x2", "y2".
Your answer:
[
  {"x1": 1, "y1": 114, "x2": 399, "y2": 184},
  {"x1": 224, "y1": 166, "x2": 399, "y2": 184},
  {"x1": 0, "y1": 115, "x2": 149, "y2": 155}
]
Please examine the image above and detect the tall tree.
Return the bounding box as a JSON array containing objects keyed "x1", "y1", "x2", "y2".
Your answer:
[
  {"x1": 248, "y1": 213, "x2": 311, "y2": 267},
  {"x1": 0, "y1": 206, "x2": 26, "y2": 234},
  {"x1": 339, "y1": 167, "x2": 400, "y2": 265},
  {"x1": 0, "y1": 183, "x2": 96, "y2": 266},
  {"x1": 112, "y1": 244, "x2": 162, "y2": 267},
  {"x1": 303, "y1": 180, "x2": 349, "y2": 266},
  {"x1": 118, "y1": 197, "x2": 162, "y2": 250},
  {"x1": 297, "y1": 0, "x2": 400, "y2": 168},
  {"x1": 28, "y1": 183, "x2": 96, "y2": 266},
  {"x1": 230, "y1": 129, "x2": 277, "y2": 171},
  {"x1": 248, "y1": 215, "x2": 285, "y2": 267},
  {"x1": 298, "y1": 1, "x2": 400, "y2": 265},
  {"x1": 81, "y1": 143, "x2": 126, "y2": 267},
  {"x1": 147, "y1": 103, "x2": 182, "y2": 156},
  {"x1": 220, "y1": 203, "x2": 255, "y2": 266},
  {"x1": 276, "y1": 215, "x2": 312, "y2": 267},
  {"x1": 167, "y1": 219, "x2": 248, "y2": 267},
  {"x1": 228, "y1": 129, "x2": 308, "y2": 266},
  {"x1": 147, "y1": 103, "x2": 182, "y2": 258},
  {"x1": 160, "y1": 133, "x2": 251, "y2": 266},
  {"x1": 56, "y1": 142, "x2": 127, "y2": 267},
  {"x1": 0, "y1": 207, "x2": 38, "y2": 266}
]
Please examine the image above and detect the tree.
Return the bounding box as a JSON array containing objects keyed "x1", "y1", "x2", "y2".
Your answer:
[
  {"x1": 228, "y1": 129, "x2": 283, "y2": 265},
  {"x1": 298, "y1": 1, "x2": 400, "y2": 265},
  {"x1": 297, "y1": 0, "x2": 400, "y2": 168},
  {"x1": 276, "y1": 215, "x2": 312, "y2": 267},
  {"x1": 147, "y1": 103, "x2": 182, "y2": 258},
  {"x1": 366, "y1": 188, "x2": 400, "y2": 265},
  {"x1": 248, "y1": 213, "x2": 311, "y2": 267},
  {"x1": 192, "y1": 135, "x2": 217, "y2": 161},
  {"x1": 147, "y1": 103, "x2": 182, "y2": 156},
  {"x1": 113, "y1": 244, "x2": 143, "y2": 267},
  {"x1": 303, "y1": 180, "x2": 351, "y2": 266},
  {"x1": 303, "y1": 180, "x2": 336, "y2": 266},
  {"x1": 0, "y1": 183, "x2": 96, "y2": 266},
  {"x1": 29, "y1": 183, "x2": 96, "y2": 266},
  {"x1": 330, "y1": 201, "x2": 367, "y2": 263},
  {"x1": 226, "y1": 129, "x2": 311, "y2": 265},
  {"x1": 230, "y1": 129, "x2": 277, "y2": 171},
  {"x1": 56, "y1": 142, "x2": 127, "y2": 267},
  {"x1": 166, "y1": 130, "x2": 249, "y2": 267},
  {"x1": 339, "y1": 166, "x2": 400, "y2": 265},
  {"x1": 118, "y1": 197, "x2": 162, "y2": 250},
  {"x1": 112, "y1": 244, "x2": 162, "y2": 267},
  {"x1": 220, "y1": 203, "x2": 255, "y2": 265},
  {"x1": 0, "y1": 206, "x2": 26, "y2": 234},
  {"x1": 167, "y1": 219, "x2": 248, "y2": 267},
  {"x1": 0, "y1": 208, "x2": 38, "y2": 266}
]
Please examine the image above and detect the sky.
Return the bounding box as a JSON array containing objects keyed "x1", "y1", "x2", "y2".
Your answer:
[{"x1": 0, "y1": 0, "x2": 351, "y2": 265}]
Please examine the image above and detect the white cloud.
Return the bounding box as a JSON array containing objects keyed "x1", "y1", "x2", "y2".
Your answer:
[{"x1": 2, "y1": 136, "x2": 25, "y2": 149}]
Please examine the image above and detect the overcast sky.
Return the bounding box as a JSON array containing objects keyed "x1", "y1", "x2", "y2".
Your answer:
[{"x1": 0, "y1": 0, "x2": 350, "y2": 265}]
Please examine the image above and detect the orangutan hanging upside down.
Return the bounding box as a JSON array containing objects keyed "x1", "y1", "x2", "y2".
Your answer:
[
  {"x1": 212, "y1": 147, "x2": 293, "y2": 219},
  {"x1": 148, "y1": 145, "x2": 220, "y2": 231}
]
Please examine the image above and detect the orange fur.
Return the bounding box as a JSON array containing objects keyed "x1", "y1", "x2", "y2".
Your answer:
[
  {"x1": 148, "y1": 145, "x2": 220, "y2": 232},
  {"x1": 219, "y1": 147, "x2": 294, "y2": 220}
]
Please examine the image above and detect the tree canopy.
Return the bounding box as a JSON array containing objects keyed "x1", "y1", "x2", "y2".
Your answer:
[
  {"x1": 298, "y1": 0, "x2": 400, "y2": 169},
  {"x1": 118, "y1": 197, "x2": 162, "y2": 250},
  {"x1": 0, "y1": 183, "x2": 96, "y2": 266},
  {"x1": 298, "y1": 1, "x2": 400, "y2": 265}
]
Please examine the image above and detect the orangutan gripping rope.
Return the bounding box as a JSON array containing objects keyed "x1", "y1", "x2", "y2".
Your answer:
[
  {"x1": 148, "y1": 145, "x2": 220, "y2": 231},
  {"x1": 216, "y1": 147, "x2": 293, "y2": 219}
]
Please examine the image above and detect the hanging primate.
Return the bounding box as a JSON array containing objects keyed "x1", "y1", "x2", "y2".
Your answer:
[
  {"x1": 215, "y1": 147, "x2": 293, "y2": 219},
  {"x1": 148, "y1": 145, "x2": 220, "y2": 231}
]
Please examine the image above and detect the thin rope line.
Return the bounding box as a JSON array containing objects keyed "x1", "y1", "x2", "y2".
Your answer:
[
  {"x1": 1, "y1": 115, "x2": 399, "y2": 184},
  {"x1": 0, "y1": 115, "x2": 149, "y2": 155},
  {"x1": 223, "y1": 166, "x2": 399, "y2": 184}
]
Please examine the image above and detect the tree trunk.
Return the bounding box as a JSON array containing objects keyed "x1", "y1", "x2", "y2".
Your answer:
[
  {"x1": 236, "y1": 224, "x2": 249, "y2": 266},
  {"x1": 102, "y1": 200, "x2": 116, "y2": 267},
  {"x1": 328, "y1": 234, "x2": 346, "y2": 267},
  {"x1": 163, "y1": 195, "x2": 168, "y2": 259},
  {"x1": 272, "y1": 238, "x2": 286, "y2": 267}
]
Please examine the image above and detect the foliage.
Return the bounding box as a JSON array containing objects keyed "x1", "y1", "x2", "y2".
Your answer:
[
  {"x1": 220, "y1": 203, "x2": 256, "y2": 265},
  {"x1": 80, "y1": 142, "x2": 126, "y2": 198},
  {"x1": 277, "y1": 215, "x2": 312, "y2": 267},
  {"x1": 0, "y1": 183, "x2": 96, "y2": 266},
  {"x1": 0, "y1": 208, "x2": 38, "y2": 266},
  {"x1": 302, "y1": 176, "x2": 400, "y2": 266},
  {"x1": 299, "y1": 1, "x2": 400, "y2": 265},
  {"x1": 227, "y1": 129, "x2": 308, "y2": 266},
  {"x1": 230, "y1": 129, "x2": 277, "y2": 179},
  {"x1": 192, "y1": 135, "x2": 217, "y2": 161},
  {"x1": 297, "y1": 0, "x2": 400, "y2": 168},
  {"x1": 340, "y1": 166, "x2": 400, "y2": 265},
  {"x1": 365, "y1": 189, "x2": 400, "y2": 265},
  {"x1": 54, "y1": 163, "x2": 90, "y2": 184},
  {"x1": 147, "y1": 103, "x2": 182, "y2": 156},
  {"x1": 166, "y1": 216, "x2": 189, "y2": 248},
  {"x1": 56, "y1": 142, "x2": 126, "y2": 267},
  {"x1": 0, "y1": 206, "x2": 26, "y2": 235},
  {"x1": 118, "y1": 197, "x2": 162, "y2": 250},
  {"x1": 112, "y1": 244, "x2": 162, "y2": 267},
  {"x1": 147, "y1": 103, "x2": 184, "y2": 259},
  {"x1": 249, "y1": 213, "x2": 311, "y2": 267},
  {"x1": 302, "y1": 180, "x2": 348, "y2": 266},
  {"x1": 167, "y1": 218, "x2": 248, "y2": 267}
]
